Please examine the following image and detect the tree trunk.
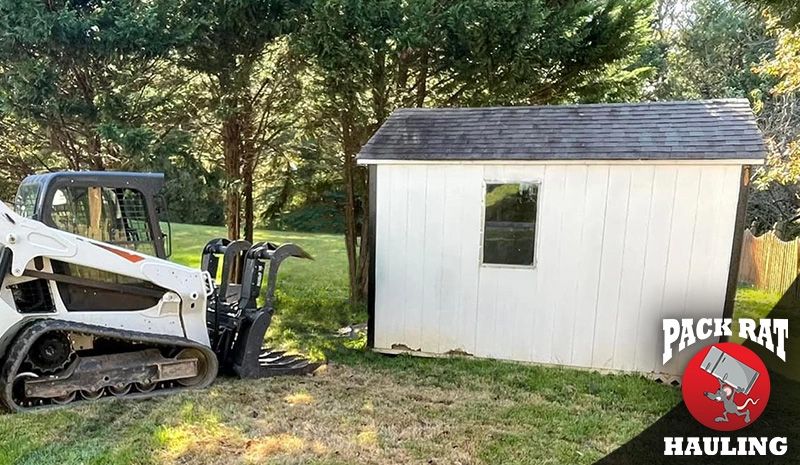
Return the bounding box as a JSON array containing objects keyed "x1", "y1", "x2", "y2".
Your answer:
[
  {"x1": 243, "y1": 170, "x2": 254, "y2": 243},
  {"x1": 356, "y1": 179, "x2": 370, "y2": 299},
  {"x1": 415, "y1": 47, "x2": 429, "y2": 107},
  {"x1": 241, "y1": 119, "x2": 256, "y2": 243},
  {"x1": 341, "y1": 111, "x2": 362, "y2": 304},
  {"x1": 222, "y1": 114, "x2": 242, "y2": 240}
]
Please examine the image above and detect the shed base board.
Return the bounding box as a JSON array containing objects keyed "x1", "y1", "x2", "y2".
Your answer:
[{"x1": 371, "y1": 347, "x2": 683, "y2": 386}]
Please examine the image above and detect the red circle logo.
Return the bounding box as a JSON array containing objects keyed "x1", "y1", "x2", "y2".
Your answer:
[{"x1": 682, "y1": 342, "x2": 770, "y2": 431}]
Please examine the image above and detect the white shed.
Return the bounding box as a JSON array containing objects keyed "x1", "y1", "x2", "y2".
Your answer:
[{"x1": 357, "y1": 99, "x2": 765, "y2": 378}]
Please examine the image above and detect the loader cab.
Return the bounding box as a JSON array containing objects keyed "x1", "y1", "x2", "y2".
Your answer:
[{"x1": 14, "y1": 172, "x2": 171, "y2": 259}]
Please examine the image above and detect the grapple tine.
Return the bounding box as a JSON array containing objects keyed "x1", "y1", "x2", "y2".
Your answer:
[
  {"x1": 214, "y1": 240, "x2": 324, "y2": 379},
  {"x1": 284, "y1": 244, "x2": 313, "y2": 260}
]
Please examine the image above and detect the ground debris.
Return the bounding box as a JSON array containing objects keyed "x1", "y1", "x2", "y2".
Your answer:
[{"x1": 337, "y1": 323, "x2": 367, "y2": 338}]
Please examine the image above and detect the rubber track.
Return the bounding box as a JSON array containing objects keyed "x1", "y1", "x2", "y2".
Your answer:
[{"x1": 0, "y1": 319, "x2": 218, "y2": 413}]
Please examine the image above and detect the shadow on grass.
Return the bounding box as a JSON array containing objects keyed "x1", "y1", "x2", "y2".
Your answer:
[{"x1": 596, "y1": 286, "x2": 800, "y2": 465}]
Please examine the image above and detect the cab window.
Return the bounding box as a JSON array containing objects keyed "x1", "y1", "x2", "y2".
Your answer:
[{"x1": 49, "y1": 186, "x2": 156, "y2": 256}]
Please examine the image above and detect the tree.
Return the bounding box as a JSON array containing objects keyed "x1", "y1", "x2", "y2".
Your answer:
[
  {"x1": 748, "y1": 0, "x2": 800, "y2": 27},
  {"x1": 752, "y1": 17, "x2": 800, "y2": 237},
  {"x1": 178, "y1": 0, "x2": 308, "y2": 242},
  {"x1": 642, "y1": 0, "x2": 774, "y2": 100},
  {"x1": 639, "y1": 0, "x2": 800, "y2": 238},
  {"x1": 0, "y1": 0, "x2": 194, "y2": 173},
  {"x1": 298, "y1": 0, "x2": 653, "y2": 303},
  {"x1": 673, "y1": 0, "x2": 773, "y2": 99}
]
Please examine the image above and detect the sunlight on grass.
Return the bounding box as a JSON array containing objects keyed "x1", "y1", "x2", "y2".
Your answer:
[
  {"x1": 733, "y1": 287, "x2": 781, "y2": 320},
  {"x1": 154, "y1": 413, "x2": 245, "y2": 463},
  {"x1": 243, "y1": 434, "x2": 311, "y2": 462},
  {"x1": 284, "y1": 391, "x2": 315, "y2": 405},
  {"x1": 356, "y1": 428, "x2": 379, "y2": 447}
]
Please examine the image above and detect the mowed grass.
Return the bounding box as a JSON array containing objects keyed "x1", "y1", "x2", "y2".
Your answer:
[
  {"x1": 0, "y1": 355, "x2": 680, "y2": 465},
  {"x1": 19, "y1": 223, "x2": 792, "y2": 464}
]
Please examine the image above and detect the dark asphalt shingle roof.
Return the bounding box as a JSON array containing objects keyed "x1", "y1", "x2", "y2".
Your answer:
[{"x1": 357, "y1": 99, "x2": 765, "y2": 162}]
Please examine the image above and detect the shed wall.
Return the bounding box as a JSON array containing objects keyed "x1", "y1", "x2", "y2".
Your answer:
[{"x1": 373, "y1": 162, "x2": 744, "y2": 376}]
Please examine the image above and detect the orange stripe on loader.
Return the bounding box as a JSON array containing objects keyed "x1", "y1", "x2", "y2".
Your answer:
[{"x1": 93, "y1": 243, "x2": 145, "y2": 263}]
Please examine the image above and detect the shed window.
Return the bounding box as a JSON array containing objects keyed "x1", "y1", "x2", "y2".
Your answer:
[{"x1": 482, "y1": 183, "x2": 538, "y2": 266}]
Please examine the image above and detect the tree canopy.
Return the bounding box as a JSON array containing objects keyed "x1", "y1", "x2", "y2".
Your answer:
[
  {"x1": 3, "y1": 0, "x2": 800, "y2": 300},
  {"x1": 297, "y1": 0, "x2": 654, "y2": 300}
]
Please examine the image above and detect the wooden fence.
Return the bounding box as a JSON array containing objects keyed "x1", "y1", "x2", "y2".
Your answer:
[{"x1": 738, "y1": 229, "x2": 800, "y2": 296}]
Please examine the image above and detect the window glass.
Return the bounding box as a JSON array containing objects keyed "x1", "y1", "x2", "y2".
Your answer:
[
  {"x1": 48, "y1": 186, "x2": 156, "y2": 256},
  {"x1": 14, "y1": 183, "x2": 40, "y2": 219},
  {"x1": 482, "y1": 182, "x2": 538, "y2": 266}
]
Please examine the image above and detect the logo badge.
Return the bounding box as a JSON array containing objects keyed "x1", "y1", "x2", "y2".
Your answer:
[{"x1": 681, "y1": 342, "x2": 770, "y2": 431}]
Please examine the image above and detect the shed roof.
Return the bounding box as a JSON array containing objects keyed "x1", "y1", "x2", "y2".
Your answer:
[{"x1": 357, "y1": 99, "x2": 765, "y2": 163}]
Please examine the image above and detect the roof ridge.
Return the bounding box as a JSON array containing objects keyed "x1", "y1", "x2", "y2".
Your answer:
[{"x1": 393, "y1": 99, "x2": 750, "y2": 113}]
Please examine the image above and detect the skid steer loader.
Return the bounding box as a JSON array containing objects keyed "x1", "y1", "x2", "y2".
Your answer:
[{"x1": 0, "y1": 171, "x2": 318, "y2": 412}]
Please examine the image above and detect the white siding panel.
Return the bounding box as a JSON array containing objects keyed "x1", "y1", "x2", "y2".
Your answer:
[
  {"x1": 550, "y1": 166, "x2": 588, "y2": 365},
  {"x1": 458, "y1": 169, "x2": 483, "y2": 355},
  {"x1": 677, "y1": 165, "x2": 742, "y2": 370},
  {"x1": 419, "y1": 166, "x2": 447, "y2": 352},
  {"x1": 375, "y1": 166, "x2": 407, "y2": 349},
  {"x1": 612, "y1": 166, "x2": 655, "y2": 370},
  {"x1": 401, "y1": 166, "x2": 429, "y2": 349},
  {"x1": 635, "y1": 166, "x2": 678, "y2": 373},
  {"x1": 570, "y1": 166, "x2": 610, "y2": 368},
  {"x1": 531, "y1": 165, "x2": 568, "y2": 363},
  {"x1": 438, "y1": 166, "x2": 482, "y2": 353},
  {"x1": 591, "y1": 167, "x2": 632, "y2": 368},
  {"x1": 373, "y1": 166, "x2": 391, "y2": 349},
  {"x1": 661, "y1": 166, "x2": 703, "y2": 375},
  {"x1": 437, "y1": 167, "x2": 462, "y2": 353},
  {"x1": 474, "y1": 270, "x2": 498, "y2": 358}
]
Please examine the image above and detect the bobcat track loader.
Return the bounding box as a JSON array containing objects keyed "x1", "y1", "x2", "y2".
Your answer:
[{"x1": 0, "y1": 171, "x2": 318, "y2": 412}]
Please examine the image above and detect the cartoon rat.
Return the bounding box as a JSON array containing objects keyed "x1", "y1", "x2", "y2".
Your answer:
[{"x1": 704, "y1": 378, "x2": 759, "y2": 424}]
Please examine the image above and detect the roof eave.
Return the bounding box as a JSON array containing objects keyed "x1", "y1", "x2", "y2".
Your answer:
[{"x1": 356, "y1": 157, "x2": 765, "y2": 166}]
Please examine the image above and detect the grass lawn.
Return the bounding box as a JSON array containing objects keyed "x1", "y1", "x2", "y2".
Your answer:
[{"x1": 3, "y1": 223, "x2": 784, "y2": 465}]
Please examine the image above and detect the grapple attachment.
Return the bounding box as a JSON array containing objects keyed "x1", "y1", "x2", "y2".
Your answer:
[{"x1": 201, "y1": 238, "x2": 320, "y2": 378}]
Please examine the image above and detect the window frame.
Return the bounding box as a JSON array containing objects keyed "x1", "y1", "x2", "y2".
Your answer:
[{"x1": 479, "y1": 178, "x2": 542, "y2": 269}]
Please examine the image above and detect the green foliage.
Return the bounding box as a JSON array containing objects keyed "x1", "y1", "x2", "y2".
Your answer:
[
  {"x1": 644, "y1": 0, "x2": 773, "y2": 100},
  {"x1": 676, "y1": 0, "x2": 773, "y2": 98},
  {"x1": 177, "y1": 0, "x2": 311, "y2": 238},
  {"x1": 749, "y1": 0, "x2": 800, "y2": 27},
  {"x1": 0, "y1": 0, "x2": 195, "y2": 170},
  {"x1": 179, "y1": 0, "x2": 308, "y2": 82},
  {"x1": 299, "y1": 0, "x2": 654, "y2": 108},
  {"x1": 260, "y1": 138, "x2": 345, "y2": 232}
]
